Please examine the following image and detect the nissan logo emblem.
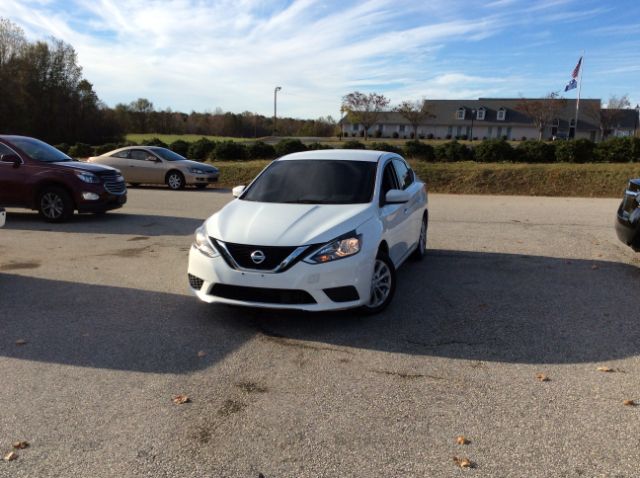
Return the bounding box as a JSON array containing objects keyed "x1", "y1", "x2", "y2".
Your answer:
[{"x1": 250, "y1": 250, "x2": 266, "y2": 264}]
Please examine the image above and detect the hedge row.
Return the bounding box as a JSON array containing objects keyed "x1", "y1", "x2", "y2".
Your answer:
[{"x1": 56, "y1": 136, "x2": 640, "y2": 164}]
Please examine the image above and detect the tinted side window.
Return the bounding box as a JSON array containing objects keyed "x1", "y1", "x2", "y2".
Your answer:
[
  {"x1": 112, "y1": 150, "x2": 130, "y2": 159},
  {"x1": 0, "y1": 143, "x2": 16, "y2": 156},
  {"x1": 380, "y1": 162, "x2": 399, "y2": 206},
  {"x1": 392, "y1": 158, "x2": 413, "y2": 190},
  {"x1": 130, "y1": 149, "x2": 152, "y2": 161}
]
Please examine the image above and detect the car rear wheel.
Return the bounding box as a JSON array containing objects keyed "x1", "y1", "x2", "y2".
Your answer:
[
  {"x1": 360, "y1": 251, "x2": 396, "y2": 315},
  {"x1": 411, "y1": 212, "x2": 428, "y2": 261},
  {"x1": 38, "y1": 187, "x2": 74, "y2": 222},
  {"x1": 166, "y1": 171, "x2": 185, "y2": 190}
]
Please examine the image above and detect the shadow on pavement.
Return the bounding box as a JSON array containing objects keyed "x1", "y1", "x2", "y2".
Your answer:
[
  {"x1": 3, "y1": 211, "x2": 204, "y2": 236},
  {"x1": 3, "y1": 250, "x2": 640, "y2": 372},
  {"x1": 233, "y1": 249, "x2": 640, "y2": 365}
]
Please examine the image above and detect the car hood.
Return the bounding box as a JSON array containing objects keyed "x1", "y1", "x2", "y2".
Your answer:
[
  {"x1": 205, "y1": 199, "x2": 373, "y2": 246},
  {"x1": 177, "y1": 160, "x2": 218, "y2": 172},
  {"x1": 54, "y1": 161, "x2": 120, "y2": 174}
]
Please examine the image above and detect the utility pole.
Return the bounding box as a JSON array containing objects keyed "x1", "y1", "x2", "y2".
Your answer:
[{"x1": 273, "y1": 86, "x2": 282, "y2": 136}]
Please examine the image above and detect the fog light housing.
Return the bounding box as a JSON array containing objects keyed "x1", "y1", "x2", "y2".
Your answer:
[{"x1": 82, "y1": 192, "x2": 100, "y2": 200}]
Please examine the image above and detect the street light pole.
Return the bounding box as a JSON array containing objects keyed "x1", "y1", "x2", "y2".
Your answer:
[{"x1": 273, "y1": 86, "x2": 282, "y2": 136}]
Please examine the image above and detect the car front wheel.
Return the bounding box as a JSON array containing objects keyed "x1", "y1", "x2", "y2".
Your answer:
[
  {"x1": 360, "y1": 251, "x2": 396, "y2": 314},
  {"x1": 411, "y1": 212, "x2": 428, "y2": 261},
  {"x1": 166, "y1": 171, "x2": 185, "y2": 190},
  {"x1": 38, "y1": 187, "x2": 74, "y2": 222}
]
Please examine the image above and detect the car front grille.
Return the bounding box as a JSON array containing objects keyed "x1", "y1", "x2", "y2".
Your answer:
[
  {"x1": 216, "y1": 241, "x2": 300, "y2": 271},
  {"x1": 209, "y1": 284, "x2": 316, "y2": 305},
  {"x1": 97, "y1": 171, "x2": 126, "y2": 194},
  {"x1": 188, "y1": 274, "x2": 204, "y2": 290}
]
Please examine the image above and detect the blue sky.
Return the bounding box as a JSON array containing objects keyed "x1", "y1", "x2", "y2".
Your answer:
[{"x1": 1, "y1": 0, "x2": 639, "y2": 118}]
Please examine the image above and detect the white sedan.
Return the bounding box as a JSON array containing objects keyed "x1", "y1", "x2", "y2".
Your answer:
[{"x1": 187, "y1": 149, "x2": 428, "y2": 313}]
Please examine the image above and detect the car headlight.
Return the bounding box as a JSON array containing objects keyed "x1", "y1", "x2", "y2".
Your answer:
[
  {"x1": 193, "y1": 224, "x2": 219, "y2": 258},
  {"x1": 76, "y1": 171, "x2": 100, "y2": 183},
  {"x1": 304, "y1": 234, "x2": 362, "y2": 264},
  {"x1": 189, "y1": 167, "x2": 205, "y2": 174}
]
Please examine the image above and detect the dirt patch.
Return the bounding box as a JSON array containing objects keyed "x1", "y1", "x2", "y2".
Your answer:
[
  {"x1": 235, "y1": 381, "x2": 268, "y2": 394},
  {"x1": 101, "y1": 246, "x2": 152, "y2": 258},
  {"x1": 0, "y1": 261, "x2": 41, "y2": 271},
  {"x1": 370, "y1": 369, "x2": 444, "y2": 380},
  {"x1": 127, "y1": 236, "x2": 150, "y2": 242},
  {"x1": 217, "y1": 399, "x2": 247, "y2": 417}
]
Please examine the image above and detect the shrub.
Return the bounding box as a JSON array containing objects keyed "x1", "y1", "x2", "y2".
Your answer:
[
  {"x1": 169, "y1": 140, "x2": 190, "y2": 157},
  {"x1": 392, "y1": 132, "x2": 399, "y2": 139},
  {"x1": 306, "y1": 142, "x2": 333, "y2": 150},
  {"x1": 410, "y1": 132, "x2": 415, "y2": 139},
  {"x1": 435, "y1": 141, "x2": 473, "y2": 162},
  {"x1": 93, "y1": 143, "x2": 118, "y2": 155},
  {"x1": 426, "y1": 133, "x2": 434, "y2": 140},
  {"x1": 370, "y1": 142, "x2": 403, "y2": 155},
  {"x1": 342, "y1": 140, "x2": 366, "y2": 150},
  {"x1": 473, "y1": 139, "x2": 514, "y2": 163},
  {"x1": 460, "y1": 134, "x2": 468, "y2": 141},
  {"x1": 359, "y1": 130, "x2": 365, "y2": 137},
  {"x1": 403, "y1": 140, "x2": 435, "y2": 161},
  {"x1": 144, "y1": 137, "x2": 168, "y2": 148},
  {"x1": 187, "y1": 138, "x2": 216, "y2": 161},
  {"x1": 54, "y1": 143, "x2": 70, "y2": 154},
  {"x1": 213, "y1": 141, "x2": 248, "y2": 161},
  {"x1": 275, "y1": 139, "x2": 307, "y2": 156},
  {"x1": 445, "y1": 134, "x2": 452, "y2": 140},
  {"x1": 418, "y1": 134, "x2": 425, "y2": 140},
  {"x1": 515, "y1": 140, "x2": 556, "y2": 163},
  {"x1": 248, "y1": 141, "x2": 276, "y2": 159},
  {"x1": 555, "y1": 138, "x2": 596, "y2": 163},
  {"x1": 68, "y1": 143, "x2": 93, "y2": 158},
  {"x1": 594, "y1": 137, "x2": 640, "y2": 163},
  {"x1": 374, "y1": 130, "x2": 382, "y2": 138}
]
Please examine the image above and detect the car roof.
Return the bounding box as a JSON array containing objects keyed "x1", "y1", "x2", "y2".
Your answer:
[{"x1": 278, "y1": 149, "x2": 397, "y2": 163}]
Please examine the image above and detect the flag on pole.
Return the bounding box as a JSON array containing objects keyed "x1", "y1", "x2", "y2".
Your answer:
[{"x1": 564, "y1": 56, "x2": 582, "y2": 91}]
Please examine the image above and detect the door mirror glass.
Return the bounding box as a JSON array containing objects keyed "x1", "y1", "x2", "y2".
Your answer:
[
  {"x1": 232, "y1": 185, "x2": 245, "y2": 198},
  {"x1": 385, "y1": 189, "x2": 411, "y2": 204}
]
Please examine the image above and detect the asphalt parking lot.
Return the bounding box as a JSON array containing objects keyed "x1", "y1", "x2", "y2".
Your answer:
[{"x1": 2, "y1": 188, "x2": 640, "y2": 477}]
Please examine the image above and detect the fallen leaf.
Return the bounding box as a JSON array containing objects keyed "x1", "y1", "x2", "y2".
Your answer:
[
  {"x1": 535, "y1": 373, "x2": 550, "y2": 382},
  {"x1": 197, "y1": 350, "x2": 207, "y2": 358},
  {"x1": 597, "y1": 366, "x2": 614, "y2": 373},
  {"x1": 15, "y1": 339, "x2": 27, "y2": 346},
  {"x1": 623, "y1": 399, "x2": 636, "y2": 406},
  {"x1": 12, "y1": 441, "x2": 29, "y2": 450},
  {"x1": 172, "y1": 394, "x2": 190, "y2": 405},
  {"x1": 456, "y1": 435, "x2": 470, "y2": 445},
  {"x1": 453, "y1": 456, "x2": 474, "y2": 468},
  {"x1": 3, "y1": 452, "x2": 17, "y2": 461}
]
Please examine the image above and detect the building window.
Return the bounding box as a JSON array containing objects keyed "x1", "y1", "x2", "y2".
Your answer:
[
  {"x1": 456, "y1": 126, "x2": 462, "y2": 137},
  {"x1": 477, "y1": 108, "x2": 486, "y2": 120},
  {"x1": 352, "y1": 124, "x2": 358, "y2": 132},
  {"x1": 569, "y1": 118, "x2": 576, "y2": 127},
  {"x1": 456, "y1": 108, "x2": 465, "y2": 120},
  {"x1": 497, "y1": 108, "x2": 506, "y2": 121},
  {"x1": 447, "y1": 126, "x2": 453, "y2": 136},
  {"x1": 488, "y1": 126, "x2": 493, "y2": 138},
  {"x1": 552, "y1": 118, "x2": 560, "y2": 127},
  {"x1": 399, "y1": 125, "x2": 406, "y2": 133},
  {"x1": 506, "y1": 126, "x2": 512, "y2": 139},
  {"x1": 497, "y1": 126, "x2": 503, "y2": 138}
]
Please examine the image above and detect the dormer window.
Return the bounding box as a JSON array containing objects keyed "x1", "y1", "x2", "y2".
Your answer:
[
  {"x1": 497, "y1": 108, "x2": 506, "y2": 121},
  {"x1": 456, "y1": 108, "x2": 465, "y2": 120},
  {"x1": 569, "y1": 118, "x2": 576, "y2": 127},
  {"x1": 552, "y1": 118, "x2": 560, "y2": 127},
  {"x1": 476, "y1": 107, "x2": 486, "y2": 120}
]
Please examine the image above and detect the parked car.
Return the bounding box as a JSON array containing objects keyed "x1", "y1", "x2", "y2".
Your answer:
[
  {"x1": 615, "y1": 178, "x2": 640, "y2": 250},
  {"x1": 88, "y1": 146, "x2": 219, "y2": 190},
  {"x1": 187, "y1": 149, "x2": 428, "y2": 313},
  {"x1": 0, "y1": 135, "x2": 127, "y2": 222},
  {"x1": 0, "y1": 207, "x2": 5, "y2": 227}
]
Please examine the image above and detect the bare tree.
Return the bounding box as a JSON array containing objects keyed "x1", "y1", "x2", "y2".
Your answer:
[
  {"x1": 587, "y1": 94, "x2": 631, "y2": 141},
  {"x1": 341, "y1": 91, "x2": 390, "y2": 140},
  {"x1": 516, "y1": 92, "x2": 567, "y2": 140},
  {"x1": 395, "y1": 99, "x2": 435, "y2": 140},
  {"x1": 0, "y1": 17, "x2": 26, "y2": 67}
]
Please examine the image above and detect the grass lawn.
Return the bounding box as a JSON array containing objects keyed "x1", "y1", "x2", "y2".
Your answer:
[{"x1": 209, "y1": 159, "x2": 639, "y2": 198}]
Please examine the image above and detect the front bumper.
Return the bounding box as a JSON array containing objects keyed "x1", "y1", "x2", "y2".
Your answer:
[
  {"x1": 185, "y1": 171, "x2": 219, "y2": 186},
  {"x1": 187, "y1": 245, "x2": 374, "y2": 311},
  {"x1": 615, "y1": 180, "x2": 640, "y2": 251},
  {"x1": 76, "y1": 191, "x2": 127, "y2": 213}
]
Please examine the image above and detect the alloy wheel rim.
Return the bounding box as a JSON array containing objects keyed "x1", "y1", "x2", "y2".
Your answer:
[
  {"x1": 368, "y1": 259, "x2": 392, "y2": 308},
  {"x1": 168, "y1": 174, "x2": 181, "y2": 189},
  {"x1": 42, "y1": 193, "x2": 63, "y2": 219}
]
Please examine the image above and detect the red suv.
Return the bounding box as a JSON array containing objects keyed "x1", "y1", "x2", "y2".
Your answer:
[{"x1": 0, "y1": 135, "x2": 127, "y2": 222}]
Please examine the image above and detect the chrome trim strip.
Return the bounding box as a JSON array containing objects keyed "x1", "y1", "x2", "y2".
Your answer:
[{"x1": 215, "y1": 240, "x2": 310, "y2": 274}]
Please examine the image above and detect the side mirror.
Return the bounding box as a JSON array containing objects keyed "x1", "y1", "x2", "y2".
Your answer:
[
  {"x1": 0, "y1": 154, "x2": 21, "y2": 168},
  {"x1": 232, "y1": 185, "x2": 245, "y2": 198},
  {"x1": 385, "y1": 189, "x2": 411, "y2": 204}
]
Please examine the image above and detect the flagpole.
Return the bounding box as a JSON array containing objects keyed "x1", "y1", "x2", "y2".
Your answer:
[{"x1": 574, "y1": 51, "x2": 584, "y2": 138}]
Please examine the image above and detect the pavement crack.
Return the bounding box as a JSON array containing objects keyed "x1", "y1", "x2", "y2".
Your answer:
[{"x1": 369, "y1": 369, "x2": 444, "y2": 380}]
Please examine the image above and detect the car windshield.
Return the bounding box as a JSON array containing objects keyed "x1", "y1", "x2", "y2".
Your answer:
[
  {"x1": 8, "y1": 137, "x2": 72, "y2": 162},
  {"x1": 242, "y1": 160, "x2": 377, "y2": 204},
  {"x1": 149, "y1": 147, "x2": 185, "y2": 161}
]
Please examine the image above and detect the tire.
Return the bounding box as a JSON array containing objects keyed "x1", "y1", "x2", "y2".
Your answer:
[
  {"x1": 195, "y1": 184, "x2": 208, "y2": 190},
  {"x1": 166, "y1": 171, "x2": 185, "y2": 190},
  {"x1": 411, "y1": 212, "x2": 428, "y2": 261},
  {"x1": 129, "y1": 183, "x2": 140, "y2": 187},
  {"x1": 38, "y1": 187, "x2": 74, "y2": 222},
  {"x1": 360, "y1": 250, "x2": 396, "y2": 315}
]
